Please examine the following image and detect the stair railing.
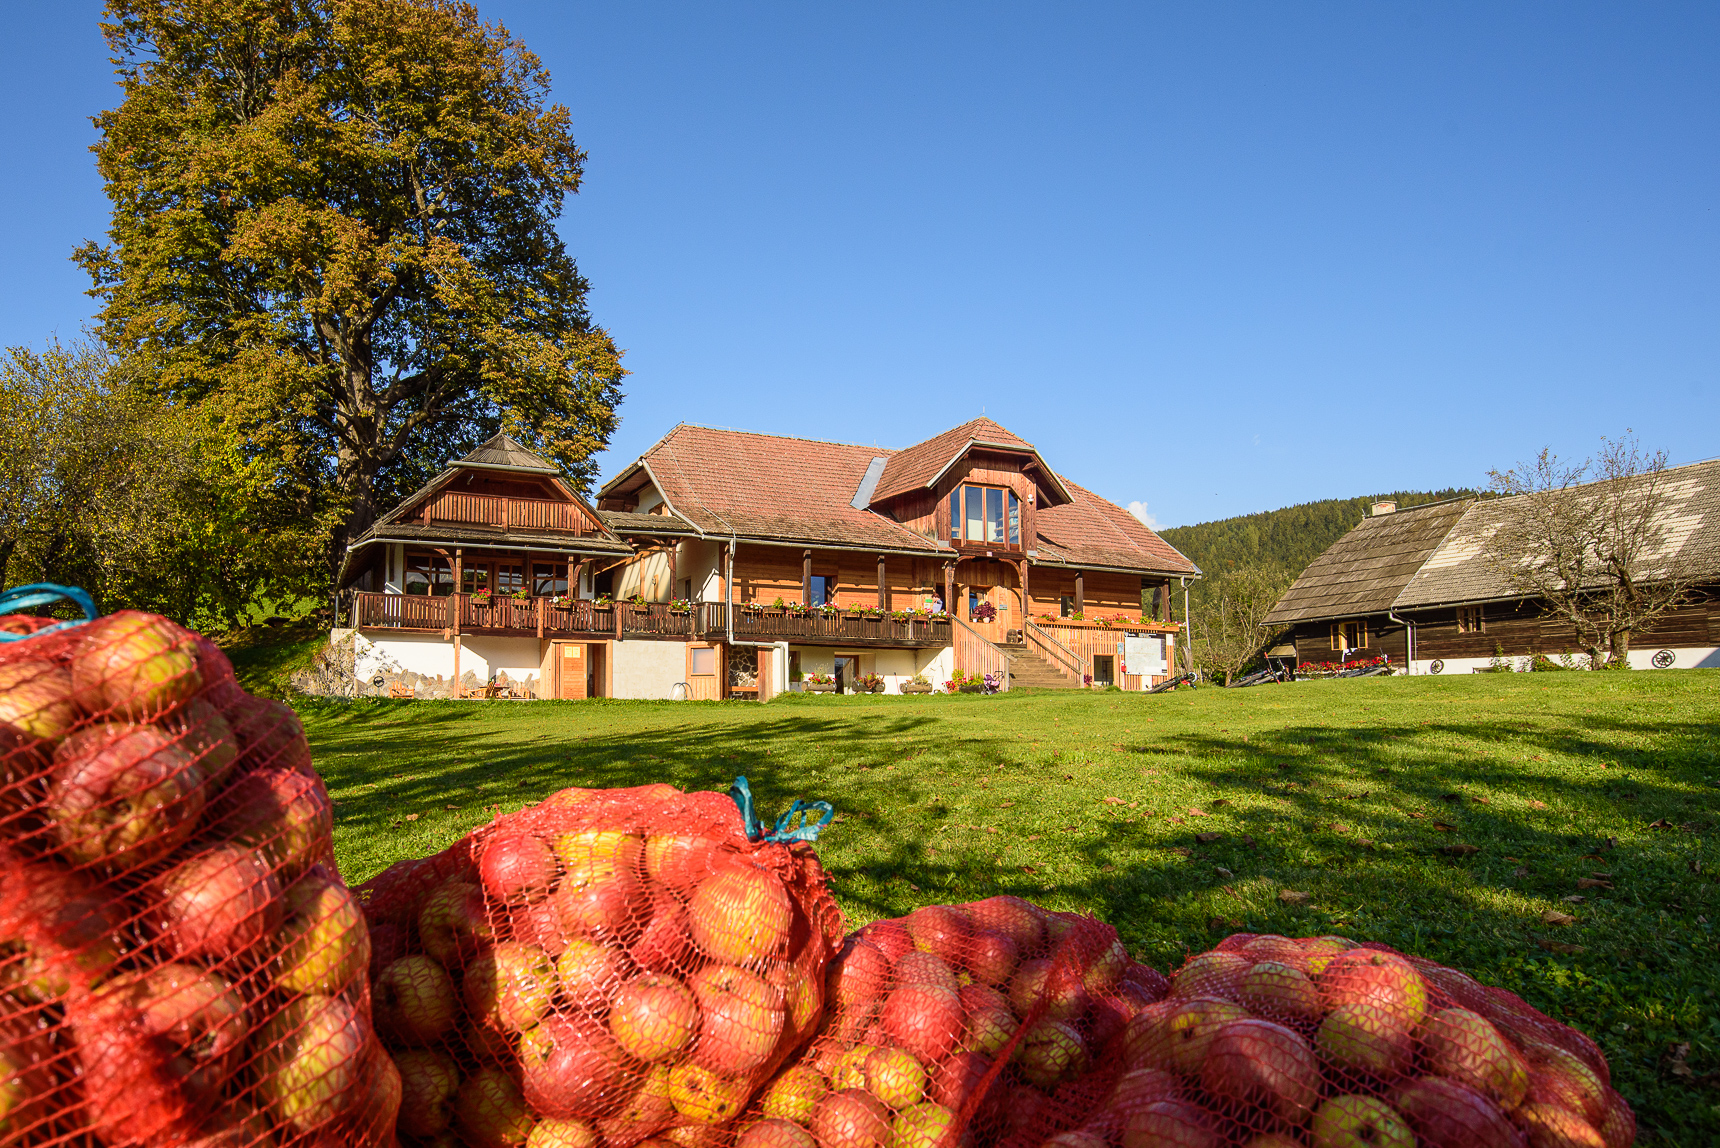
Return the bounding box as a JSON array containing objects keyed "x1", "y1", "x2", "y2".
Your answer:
[
  {"x1": 950, "y1": 615, "x2": 1012, "y2": 691},
  {"x1": 1024, "y1": 619, "x2": 1088, "y2": 685}
]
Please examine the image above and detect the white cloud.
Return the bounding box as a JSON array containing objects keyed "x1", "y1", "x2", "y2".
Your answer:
[{"x1": 1127, "y1": 501, "x2": 1161, "y2": 530}]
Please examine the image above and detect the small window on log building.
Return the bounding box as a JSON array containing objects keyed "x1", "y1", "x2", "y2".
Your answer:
[
  {"x1": 1331, "y1": 621, "x2": 1368, "y2": 651},
  {"x1": 1457, "y1": 605, "x2": 1485, "y2": 634}
]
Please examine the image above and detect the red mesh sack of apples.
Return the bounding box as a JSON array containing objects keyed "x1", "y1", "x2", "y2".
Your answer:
[
  {"x1": 1067, "y1": 931, "x2": 1635, "y2": 1148},
  {"x1": 354, "y1": 776, "x2": 847, "y2": 1148},
  {"x1": 0, "y1": 585, "x2": 399, "y2": 1146},
  {"x1": 732, "y1": 896, "x2": 1172, "y2": 1148}
]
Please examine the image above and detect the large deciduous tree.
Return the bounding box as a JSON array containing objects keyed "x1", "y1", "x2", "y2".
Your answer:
[
  {"x1": 77, "y1": 0, "x2": 625, "y2": 580},
  {"x1": 1483, "y1": 435, "x2": 1697, "y2": 667},
  {"x1": 1189, "y1": 566, "x2": 1289, "y2": 686}
]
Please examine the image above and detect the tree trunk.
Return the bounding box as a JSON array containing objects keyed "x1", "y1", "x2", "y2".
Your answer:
[
  {"x1": 1224, "y1": 669, "x2": 1233, "y2": 687},
  {"x1": 1611, "y1": 627, "x2": 1632, "y2": 666}
]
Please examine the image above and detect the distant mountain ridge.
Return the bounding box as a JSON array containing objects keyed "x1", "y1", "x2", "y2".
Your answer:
[{"x1": 1161, "y1": 488, "x2": 1477, "y2": 585}]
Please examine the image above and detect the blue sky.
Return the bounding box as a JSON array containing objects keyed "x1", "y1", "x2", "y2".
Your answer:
[{"x1": 3, "y1": 3, "x2": 1715, "y2": 529}]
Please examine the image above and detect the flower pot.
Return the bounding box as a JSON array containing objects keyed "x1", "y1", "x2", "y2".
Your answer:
[
  {"x1": 958, "y1": 684, "x2": 984, "y2": 694},
  {"x1": 900, "y1": 683, "x2": 933, "y2": 695},
  {"x1": 805, "y1": 682, "x2": 836, "y2": 693}
]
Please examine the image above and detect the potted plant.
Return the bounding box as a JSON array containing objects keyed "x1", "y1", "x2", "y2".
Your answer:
[
  {"x1": 668, "y1": 598, "x2": 693, "y2": 614},
  {"x1": 804, "y1": 672, "x2": 837, "y2": 693},
  {"x1": 972, "y1": 602, "x2": 998, "y2": 623},
  {"x1": 470, "y1": 589, "x2": 493, "y2": 606},
  {"x1": 593, "y1": 594, "x2": 614, "y2": 609},
  {"x1": 900, "y1": 673, "x2": 933, "y2": 695},
  {"x1": 950, "y1": 669, "x2": 985, "y2": 694},
  {"x1": 854, "y1": 672, "x2": 885, "y2": 694}
]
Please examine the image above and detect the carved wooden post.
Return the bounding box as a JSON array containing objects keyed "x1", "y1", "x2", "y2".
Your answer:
[
  {"x1": 944, "y1": 563, "x2": 955, "y2": 616},
  {"x1": 1019, "y1": 559, "x2": 1031, "y2": 621},
  {"x1": 1163, "y1": 580, "x2": 1173, "y2": 623},
  {"x1": 877, "y1": 555, "x2": 886, "y2": 609},
  {"x1": 537, "y1": 595, "x2": 545, "y2": 639},
  {"x1": 1075, "y1": 570, "x2": 1085, "y2": 615},
  {"x1": 453, "y1": 549, "x2": 463, "y2": 596},
  {"x1": 668, "y1": 542, "x2": 679, "y2": 602},
  {"x1": 802, "y1": 550, "x2": 813, "y2": 605}
]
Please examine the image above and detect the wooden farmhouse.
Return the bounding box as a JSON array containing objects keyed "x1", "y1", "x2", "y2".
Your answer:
[
  {"x1": 1265, "y1": 458, "x2": 1720, "y2": 674},
  {"x1": 334, "y1": 419, "x2": 1199, "y2": 698}
]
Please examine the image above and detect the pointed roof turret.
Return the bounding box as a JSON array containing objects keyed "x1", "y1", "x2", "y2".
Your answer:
[{"x1": 456, "y1": 433, "x2": 560, "y2": 474}]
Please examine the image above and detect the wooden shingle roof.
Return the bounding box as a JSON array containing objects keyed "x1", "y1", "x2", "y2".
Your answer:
[{"x1": 1264, "y1": 499, "x2": 1472, "y2": 625}]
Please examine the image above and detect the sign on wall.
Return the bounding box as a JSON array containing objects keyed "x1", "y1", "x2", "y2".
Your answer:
[{"x1": 1123, "y1": 635, "x2": 1165, "y2": 675}]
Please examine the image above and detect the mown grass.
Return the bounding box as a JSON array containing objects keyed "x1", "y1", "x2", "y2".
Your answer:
[{"x1": 296, "y1": 672, "x2": 1720, "y2": 1146}]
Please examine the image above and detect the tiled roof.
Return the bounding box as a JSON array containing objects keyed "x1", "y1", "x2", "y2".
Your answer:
[
  {"x1": 871, "y1": 418, "x2": 1037, "y2": 503},
  {"x1": 1264, "y1": 499, "x2": 1472, "y2": 625},
  {"x1": 599, "y1": 510, "x2": 702, "y2": 537},
  {"x1": 458, "y1": 433, "x2": 558, "y2": 472},
  {"x1": 1035, "y1": 477, "x2": 1201, "y2": 575},
  {"x1": 607, "y1": 422, "x2": 1197, "y2": 574},
  {"x1": 1394, "y1": 458, "x2": 1720, "y2": 608}
]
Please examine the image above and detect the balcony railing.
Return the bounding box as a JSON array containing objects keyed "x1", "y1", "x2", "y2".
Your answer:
[
  {"x1": 423, "y1": 491, "x2": 592, "y2": 533},
  {"x1": 348, "y1": 593, "x2": 955, "y2": 647}
]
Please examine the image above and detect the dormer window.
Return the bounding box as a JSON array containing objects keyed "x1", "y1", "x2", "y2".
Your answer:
[{"x1": 947, "y1": 485, "x2": 1021, "y2": 546}]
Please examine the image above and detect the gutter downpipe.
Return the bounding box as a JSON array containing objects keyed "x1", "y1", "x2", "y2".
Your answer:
[
  {"x1": 1182, "y1": 577, "x2": 1192, "y2": 674},
  {"x1": 1388, "y1": 608, "x2": 1414, "y2": 674}
]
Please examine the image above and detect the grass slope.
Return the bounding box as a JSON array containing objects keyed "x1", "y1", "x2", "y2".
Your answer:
[{"x1": 301, "y1": 674, "x2": 1720, "y2": 1145}]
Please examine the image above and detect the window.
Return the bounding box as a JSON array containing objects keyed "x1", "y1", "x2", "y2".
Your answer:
[
  {"x1": 533, "y1": 563, "x2": 567, "y2": 597},
  {"x1": 689, "y1": 647, "x2": 715, "y2": 676},
  {"x1": 1457, "y1": 605, "x2": 1485, "y2": 634},
  {"x1": 495, "y1": 564, "x2": 524, "y2": 595},
  {"x1": 1092, "y1": 655, "x2": 1115, "y2": 686},
  {"x1": 808, "y1": 575, "x2": 834, "y2": 604},
  {"x1": 1060, "y1": 595, "x2": 1074, "y2": 618},
  {"x1": 404, "y1": 554, "x2": 452, "y2": 596},
  {"x1": 462, "y1": 566, "x2": 490, "y2": 595},
  {"x1": 950, "y1": 484, "x2": 1024, "y2": 548},
  {"x1": 1331, "y1": 621, "x2": 1369, "y2": 651}
]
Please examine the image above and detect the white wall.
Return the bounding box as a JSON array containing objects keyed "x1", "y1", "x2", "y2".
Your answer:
[
  {"x1": 354, "y1": 632, "x2": 456, "y2": 680},
  {"x1": 612, "y1": 640, "x2": 686, "y2": 699},
  {"x1": 872, "y1": 649, "x2": 916, "y2": 694},
  {"x1": 1410, "y1": 646, "x2": 1720, "y2": 675},
  {"x1": 918, "y1": 647, "x2": 955, "y2": 690},
  {"x1": 462, "y1": 636, "x2": 542, "y2": 686}
]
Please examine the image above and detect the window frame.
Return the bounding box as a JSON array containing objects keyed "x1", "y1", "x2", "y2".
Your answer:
[
  {"x1": 1456, "y1": 605, "x2": 1485, "y2": 634},
  {"x1": 948, "y1": 482, "x2": 1026, "y2": 550},
  {"x1": 1092, "y1": 654, "x2": 1115, "y2": 686},
  {"x1": 689, "y1": 647, "x2": 717, "y2": 676}
]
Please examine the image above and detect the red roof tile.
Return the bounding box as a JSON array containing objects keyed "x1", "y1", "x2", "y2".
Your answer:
[
  {"x1": 1035, "y1": 477, "x2": 1199, "y2": 575},
  {"x1": 871, "y1": 418, "x2": 1039, "y2": 503}
]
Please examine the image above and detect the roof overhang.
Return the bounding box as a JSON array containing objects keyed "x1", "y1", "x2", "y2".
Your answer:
[
  {"x1": 446, "y1": 459, "x2": 560, "y2": 475},
  {"x1": 919, "y1": 439, "x2": 1074, "y2": 505}
]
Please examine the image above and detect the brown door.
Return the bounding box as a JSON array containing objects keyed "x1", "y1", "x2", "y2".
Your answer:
[
  {"x1": 558, "y1": 643, "x2": 586, "y2": 699},
  {"x1": 587, "y1": 643, "x2": 605, "y2": 698}
]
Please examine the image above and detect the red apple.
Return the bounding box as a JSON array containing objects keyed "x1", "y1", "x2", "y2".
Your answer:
[
  {"x1": 1422, "y1": 1007, "x2": 1529, "y2": 1108},
  {"x1": 0, "y1": 1009, "x2": 59, "y2": 1141},
  {"x1": 1120, "y1": 1001, "x2": 1179, "y2": 1070},
  {"x1": 1394, "y1": 1076, "x2": 1522, "y2": 1148},
  {"x1": 1009, "y1": 957, "x2": 1090, "y2": 1023},
  {"x1": 395, "y1": 1048, "x2": 462, "y2": 1138},
  {"x1": 1515, "y1": 1102, "x2": 1605, "y2": 1148},
  {"x1": 554, "y1": 867, "x2": 645, "y2": 942},
  {"x1": 960, "y1": 990, "x2": 1019, "y2": 1057},
  {"x1": 812, "y1": 1087, "x2": 892, "y2": 1148},
  {"x1": 1128, "y1": 997, "x2": 1250, "y2": 1074},
  {"x1": 644, "y1": 832, "x2": 723, "y2": 892},
  {"x1": 555, "y1": 828, "x2": 645, "y2": 882},
  {"x1": 521, "y1": 1014, "x2": 632, "y2": 1117},
  {"x1": 1106, "y1": 1067, "x2": 1183, "y2": 1108},
  {"x1": 0, "y1": 857, "x2": 122, "y2": 1001},
  {"x1": 1318, "y1": 950, "x2": 1428, "y2": 1029},
  {"x1": 881, "y1": 983, "x2": 965, "y2": 1062},
  {"x1": 630, "y1": 891, "x2": 694, "y2": 971},
  {"x1": 152, "y1": 843, "x2": 283, "y2": 961},
  {"x1": 1242, "y1": 934, "x2": 1306, "y2": 969},
  {"x1": 192, "y1": 635, "x2": 245, "y2": 711},
  {"x1": 928, "y1": 1050, "x2": 999, "y2": 1121},
  {"x1": 375, "y1": 954, "x2": 459, "y2": 1045},
  {"x1": 864, "y1": 1045, "x2": 927, "y2": 1108},
  {"x1": 1083, "y1": 938, "x2": 1129, "y2": 993},
  {"x1": 1316, "y1": 1003, "x2": 1415, "y2": 1078},
  {"x1": 829, "y1": 937, "x2": 892, "y2": 1010},
  {"x1": 257, "y1": 992, "x2": 369, "y2": 1132},
  {"x1": 459, "y1": 1064, "x2": 535, "y2": 1148},
  {"x1": 1201, "y1": 1019, "x2": 1321, "y2": 1124},
  {"x1": 688, "y1": 860, "x2": 793, "y2": 966},
  {"x1": 511, "y1": 897, "x2": 572, "y2": 957},
  {"x1": 532, "y1": 1118, "x2": 604, "y2": 1148},
  {"x1": 692, "y1": 962, "x2": 787, "y2": 1072},
  {"x1": 226, "y1": 694, "x2": 312, "y2": 772},
  {"x1": 896, "y1": 950, "x2": 959, "y2": 993},
  {"x1": 1238, "y1": 960, "x2": 1322, "y2": 1024},
  {"x1": 1012, "y1": 1018, "x2": 1088, "y2": 1090},
  {"x1": 182, "y1": 1100, "x2": 276, "y2": 1148},
  {"x1": 833, "y1": 1043, "x2": 882, "y2": 1090},
  {"x1": 861, "y1": 919, "x2": 914, "y2": 962},
  {"x1": 600, "y1": 1060, "x2": 674, "y2": 1138},
  {"x1": 209, "y1": 763, "x2": 334, "y2": 878},
  {"x1": 556, "y1": 937, "x2": 626, "y2": 1006},
  {"x1": 1167, "y1": 951, "x2": 1249, "y2": 1002},
  {"x1": 419, "y1": 879, "x2": 495, "y2": 967},
  {"x1": 740, "y1": 1118, "x2": 820, "y2": 1148},
  {"x1": 1121, "y1": 963, "x2": 1171, "y2": 1002},
  {"x1": 612, "y1": 972, "x2": 701, "y2": 1062},
  {"x1": 1303, "y1": 936, "x2": 1358, "y2": 977},
  {"x1": 668, "y1": 1062, "x2": 750, "y2": 1124},
  {"x1": 905, "y1": 905, "x2": 972, "y2": 964},
  {"x1": 1311, "y1": 1094, "x2": 1416, "y2": 1148},
  {"x1": 1117, "y1": 1100, "x2": 1220, "y2": 1148},
  {"x1": 965, "y1": 896, "x2": 1045, "y2": 951},
  {"x1": 48, "y1": 722, "x2": 205, "y2": 869},
  {"x1": 0, "y1": 659, "x2": 77, "y2": 742},
  {"x1": 770, "y1": 960, "x2": 824, "y2": 1042},
  {"x1": 466, "y1": 942, "x2": 558, "y2": 1032},
  {"x1": 71, "y1": 610, "x2": 201, "y2": 718},
  {"x1": 1523, "y1": 1042, "x2": 1608, "y2": 1124},
  {"x1": 1597, "y1": 1090, "x2": 1634, "y2": 1148},
  {"x1": 163, "y1": 698, "x2": 239, "y2": 790},
  {"x1": 1044, "y1": 1131, "x2": 1110, "y2": 1148},
  {"x1": 966, "y1": 930, "x2": 1020, "y2": 987},
  {"x1": 481, "y1": 833, "x2": 559, "y2": 904}
]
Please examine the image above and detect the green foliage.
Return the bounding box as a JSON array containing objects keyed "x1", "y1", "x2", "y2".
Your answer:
[
  {"x1": 0, "y1": 339, "x2": 322, "y2": 627},
  {"x1": 300, "y1": 672, "x2": 1718, "y2": 1144},
  {"x1": 78, "y1": 0, "x2": 626, "y2": 571}
]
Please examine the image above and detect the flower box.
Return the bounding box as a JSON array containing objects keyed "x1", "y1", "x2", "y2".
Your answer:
[
  {"x1": 805, "y1": 682, "x2": 837, "y2": 693},
  {"x1": 899, "y1": 683, "x2": 933, "y2": 695},
  {"x1": 958, "y1": 683, "x2": 985, "y2": 694}
]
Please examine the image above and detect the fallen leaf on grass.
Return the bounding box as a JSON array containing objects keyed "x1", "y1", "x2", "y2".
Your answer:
[
  {"x1": 1432, "y1": 822, "x2": 1457, "y2": 832},
  {"x1": 1102, "y1": 796, "x2": 1128, "y2": 805},
  {"x1": 1170, "y1": 817, "x2": 1185, "y2": 825},
  {"x1": 1406, "y1": 811, "x2": 1426, "y2": 819},
  {"x1": 1541, "y1": 909, "x2": 1577, "y2": 926},
  {"x1": 1209, "y1": 798, "x2": 1231, "y2": 807},
  {"x1": 1535, "y1": 937, "x2": 1586, "y2": 955},
  {"x1": 1021, "y1": 865, "x2": 1038, "y2": 874},
  {"x1": 1214, "y1": 867, "x2": 1234, "y2": 879},
  {"x1": 1471, "y1": 796, "x2": 1491, "y2": 805},
  {"x1": 1443, "y1": 844, "x2": 1481, "y2": 856},
  {"x1": 1241, "y1": 835, "x2": 1258, "y2": 848},
  {"x1": 1589, "y1": 871, "x2": 1613, "y2": 879},
  {"x1": 405, "y1": 813, "x2": 420, "y2": 822},
  {"x1": 1100, "y1": 864, "x2": 1115, "y2": 873},
  {"x1": 1278, "y1": 890, "x2": 1312, "y2": 905},
  {"x1": 1356, "y1": 838, "x2": 1374, "y2": 847},
  {"x1": 1331, "y1": 823, "x2": 1350, "y2": 834},
  {"x1": 1562, "y1": 895, "x2": 1585, "y2": 903},
  {"x1": 1188, "y1": 808, "x2": 1209, "y2": 817},
  {"x1": 1647, "y1": 818, "x2": 1677, "y2": 830},
  {"x1": 1167, "y1": 846, "x2": 1192, "y2": 857},
  {"x1": 1512, "y1": 867, "x2": 1529, "y2": 878},
  {"x1": 1196, "y1": 832, "x2": 1223, "y2": 844},
  {"x1": 444, "y1": 804, "x2": 458, "y2": 811},
  {"x1": 1576, "y1": 878, "x2": 1613, "y2": 890},
  {"x1": 1528, "y1": 800, "x2": 1548, "y2": 809}
]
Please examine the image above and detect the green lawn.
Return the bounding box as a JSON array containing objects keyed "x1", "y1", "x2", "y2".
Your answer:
[{"x1": 297, "y1": 672, "x2": 1720, "y2": 1146}]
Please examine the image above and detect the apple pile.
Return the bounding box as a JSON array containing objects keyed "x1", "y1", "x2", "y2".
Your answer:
[
  {"x1": 728, "y1": 897, "x2": 1173, "y2": 1148},
  {"x1": 356, "y1": 781, "x2": 847, "y2": 1148},
  {"x1": 1067, "y1": 933, "x2": 1636, "y2": 1148},
  {"x1": 0, "y1": 608, "x2": 398, "y2": 1145}
]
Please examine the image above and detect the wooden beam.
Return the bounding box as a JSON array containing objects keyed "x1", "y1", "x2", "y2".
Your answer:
[
  {"x1": 1163, "y1": 580, "x2": 1174, "y2": 623},
  {"x1": 668, "y1": 543, "x2": 679, "y2": 602},
  {"x1": 877, "y1": 555, "x2": 886, "y2": 609},
  {"x1": 944, "y1": 563, "x2": 955, "y2": 616},
  {"x1": 452, "y1": 549, "x2": 463, "y2": 595},
  {"x1": 1075, "y1": 570, "x2": 1085, "y2": 615},
  {"x1": 1020, "y1": 559, "x2": 1031, "y2": 621},
  {"x1": 802, "y1": 550, "x2": 813, "y2": 606}
]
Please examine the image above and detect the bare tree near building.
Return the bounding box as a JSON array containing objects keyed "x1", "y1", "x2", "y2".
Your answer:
[
  {"x1": 1191, "y1": 567, "x2": 1289, "y2": 685},
  {"x1": 1484, "y1": 434, "x2": 1698, "y2": 668}
]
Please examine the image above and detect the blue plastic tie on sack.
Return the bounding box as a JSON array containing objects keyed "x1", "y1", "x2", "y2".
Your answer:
[
  {"x1": 728, "y1": 775, "x2": 836, "y2": 844},
  {"x1": 0, "y1": 583, "x2": 97, "y2": 643}
]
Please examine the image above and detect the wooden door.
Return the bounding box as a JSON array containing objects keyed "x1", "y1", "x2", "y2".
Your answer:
[
  {"x1": 587, "y1": 643, "x2": 605, "y2": 698},
  {"x1": 757, "y1": 648, "x2": 774, "y2": 701},
  {"x1": 557, "y1": 643, "x2": 587, "y2": 699}
]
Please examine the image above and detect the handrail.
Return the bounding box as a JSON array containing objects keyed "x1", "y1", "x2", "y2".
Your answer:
[
  {"x1": 1024, "y1": 618, "x2": 1088, "y2": 685},
  {"x1": 949, "y1": 615, "x2": 1011, "y2": 691}
]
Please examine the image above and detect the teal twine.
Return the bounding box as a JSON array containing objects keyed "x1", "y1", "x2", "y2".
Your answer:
[
  {"x1": 0, "y1": 583, "x2": 97, "y2": 643},
  {"x1": 728, "y1": 776, "x2": 835, "y2": 843}
]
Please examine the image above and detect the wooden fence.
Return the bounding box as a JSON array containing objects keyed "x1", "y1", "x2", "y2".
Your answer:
[{"x1": 951, "y1": 616, "x2": 1011, "y2": 690}]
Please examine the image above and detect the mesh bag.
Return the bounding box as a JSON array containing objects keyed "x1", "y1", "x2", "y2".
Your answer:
[
  {"x1": 733, "y1": 897, "x2": 1173, "y2": 1148},
  {"x1": 355, "y1": 778, "x2": 847, "y2": 1148},
  {"x1": 1069, "y1": 932, "x2": 1636, "y2": 1148},
  {"x1": 0, "y1": 587, "x2": 397, "y2": 1146}
]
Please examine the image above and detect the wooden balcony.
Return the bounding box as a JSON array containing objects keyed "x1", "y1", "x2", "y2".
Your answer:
[
  {"x1": 422, "y1": 491, "x2": 593, "y2": 534},
  {"x1": 347, "y1": 593, "x2": 954, "y2": 647}
]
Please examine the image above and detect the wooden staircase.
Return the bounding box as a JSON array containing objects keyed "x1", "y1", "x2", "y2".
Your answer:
[{"x1": 1000, "y1": 639, "x2": 1081, "y2": 689}]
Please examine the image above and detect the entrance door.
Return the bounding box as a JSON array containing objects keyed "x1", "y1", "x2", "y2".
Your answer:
[
  {"x1": 834, "y1": 655, "x2": 860, "y2": 693},
  {"x1": 587, "y1": 644, "x2": 605, "y2": 698},
  {"x1": 557, "y1": 643, "x2": 586, "y2": 699}
]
